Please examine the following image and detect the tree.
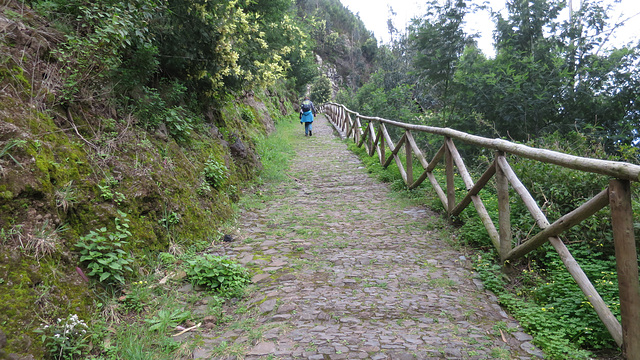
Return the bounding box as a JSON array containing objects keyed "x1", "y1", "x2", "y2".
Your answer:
[
  {"x1": 310, "y1": 75, "x2": 332, "y2": 103},
  {"x1": 409, "y1": 0, "x2": 473, "y2": 111}
]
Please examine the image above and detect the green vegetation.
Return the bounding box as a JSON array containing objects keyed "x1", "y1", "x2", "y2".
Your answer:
[
  {"x1": 145, "y1": 309, "x2": 192, "y2": 333},
  {"x1": 453, "y1": 133, "x2": 630, "y2": 358},
  {"x1": 184, "y1": 254, "x2": 251, "y2": 295},
  {"x1": 75, "y1": 211, "x2": 135, "y2": 285},
  {"x1": 341, "y1": 0, "x2": 640, "y2": 155},
  {"x1": 202, "y1": 157, "x2": 229, "y2": 189}
]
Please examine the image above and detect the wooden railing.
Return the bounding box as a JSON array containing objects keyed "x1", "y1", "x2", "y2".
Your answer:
[{"x1": 322, "y1": 102, "x2": 640, "y2": 359}]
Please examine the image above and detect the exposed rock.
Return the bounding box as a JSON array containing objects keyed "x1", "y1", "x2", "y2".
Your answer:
[
  {"x1": 247, "y1": 341, "x2": 276, "y2": 355},
  {"x1": 241, "y1": 95, "x2": 275, "y2": 134}
]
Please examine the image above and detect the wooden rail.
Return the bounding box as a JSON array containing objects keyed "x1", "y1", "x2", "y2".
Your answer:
[{"x1": 322, "y1": 102, "x2": 640, "y2": 359}]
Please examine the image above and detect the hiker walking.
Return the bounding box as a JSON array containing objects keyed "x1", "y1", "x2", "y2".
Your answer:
[{"x1": 299, "y1": 96, "x2": 316, "y2": 136}]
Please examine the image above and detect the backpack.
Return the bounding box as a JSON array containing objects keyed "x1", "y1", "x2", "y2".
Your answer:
[{"x1": 301, "y1": 100, "x2": 312, "y2": 112}]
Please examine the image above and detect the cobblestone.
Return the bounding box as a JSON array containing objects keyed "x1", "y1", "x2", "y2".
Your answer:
[{"x1": 193, "y1": 116, "x2": 543, "y2": 359}]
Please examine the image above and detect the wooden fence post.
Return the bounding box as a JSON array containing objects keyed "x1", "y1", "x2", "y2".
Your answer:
[
  {"x1": 342, "y1": 108, "x2": 348, "y2": 133},
  {"x1": 609, "y1": 179, "x2": 640, "y2": 359},
  {"x1": 406, "y1": 130, "x2": 413, "y2": 186},
  {"x1": 496, "y1": 152, "x2": 512, "y2": 260},
  {"x1": 380, "y1": 124, "x2": 386, "y2": 165},
  {"x1": 445, "y1": 137, "x2": 455, "y2": 213},
  {"x1": 368, "y1": 122, "x2": 377, "y2": 157}
]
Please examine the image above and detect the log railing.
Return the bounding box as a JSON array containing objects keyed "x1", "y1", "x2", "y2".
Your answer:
[{"x1": 322, "y1": 102, "x2": 640, "y2": 359}]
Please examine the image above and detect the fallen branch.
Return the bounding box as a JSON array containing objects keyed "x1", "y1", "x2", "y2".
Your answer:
[
  {"x1": 286, "y1": 172, "x2": 301, "y2": 182},
  {"x1": 65, "y1": 107, "x2": 99, "y2": 151},
  {"x1": 172, "y1": 322, "x2": 201, "y2": 337}
]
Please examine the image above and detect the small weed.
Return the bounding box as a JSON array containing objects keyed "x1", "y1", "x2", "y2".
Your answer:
[
  {"x1": 24, "y1": 221, "x2": 67, "y2": 260},
  {"x1": 55, "y1": 181, "x2": 77, "y2": 213},
  {"x1": 492, "y1": 321, "x2": 512, "y2": 333},
  {"x1": 489, "y1": 347, "x2": 511, "y2": 359},
  {"x1": 121, "y1": 281, "x2": 152, "y2": 313},
  {"x1": 158, "y1": 209, "x2": 180, "y2": 230},
  {"x1": 332, "y1": 240, "x2": 349, "y2": 249},
  {"x1": 145, "y1": 308, "x2": 191, "y2": 332},
  {"x1": 248, "y1": 327, "x2": 263, "y2": 342},
  {"x1": 210, "y1": 340, "x2": 245, "y2": 358},
  {"x1": 0, "y1": 139, "x2": 26, "y2": 173},
  {"x1": 230, "y1": 318, "x2": 256, "y2": 331},
  {"x1": 242, "y1": 237, "x2": 259, "y2": 244},
  {"x1": 157, "y1": 252, "x2": 177, "y2": 266},
  {"x1": 36, "y1": 314, "x2": 89, "y2": 359},
  {"x1": 371, "y1": 281, "x2": 388, "y2": 289},
  {"x1": 305, "y1": 341, "x2": 318, "y2": 352},
  {"x1": 0, "y1": 224, "x2": 23, "y2": 244},
  {"x1": 233, "y1": 305, "x2": 249, "y2": 315},
  {"x1": 463, "y1": 309, "x2": 474, "y2": 320},
  {"x1": 428, "y1": 278, "x2": 456, "y2": 288},
  {"x1": 197, "y1": 181, "x2": 212, "y2": 195}
]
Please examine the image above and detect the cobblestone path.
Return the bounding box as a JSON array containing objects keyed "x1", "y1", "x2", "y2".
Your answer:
[{"x1": 192, "y1": 115, "x2": 543, "y2": 359}]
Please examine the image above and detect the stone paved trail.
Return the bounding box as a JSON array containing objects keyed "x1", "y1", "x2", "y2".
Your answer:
[{"x1": 192, "y1": 115, "x2": 543, "y2": 359}]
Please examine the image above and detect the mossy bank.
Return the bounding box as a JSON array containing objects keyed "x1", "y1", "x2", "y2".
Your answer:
[{"x1": 0, "y1": 2, "x2": 299, "y2": 357}]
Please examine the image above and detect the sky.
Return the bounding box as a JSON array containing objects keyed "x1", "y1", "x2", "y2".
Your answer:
[{"x1": 339, "y1": 0, "x2": 640, "y2": 56}]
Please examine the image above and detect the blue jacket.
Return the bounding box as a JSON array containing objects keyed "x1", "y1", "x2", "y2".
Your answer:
[{"x1": 301, "y1": 110, "x2": 314, "y2": 123}]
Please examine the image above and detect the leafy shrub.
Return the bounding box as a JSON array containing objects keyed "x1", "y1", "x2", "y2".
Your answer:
[
  {"x1": 132, "y1": 86, "x2": 195, "y2": 142},
  {"x1": 36, "y1": 314, "x2": 89, "y2": 360},
  {"x1": 46, "y1": 1, "x2": 155, "y2": 104},
  {"x1": 474, "y1": 254, "x2": 594, "y2": 359},
  {"x1": 202, "y1": 158, "x2": 229, "y2": 189},
  {"x1": 75, "y1": 211, "x2": 134, "y2": 284},
  {"x1": 184, "y1": 254, "x2": 251, "y2": 295}
]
